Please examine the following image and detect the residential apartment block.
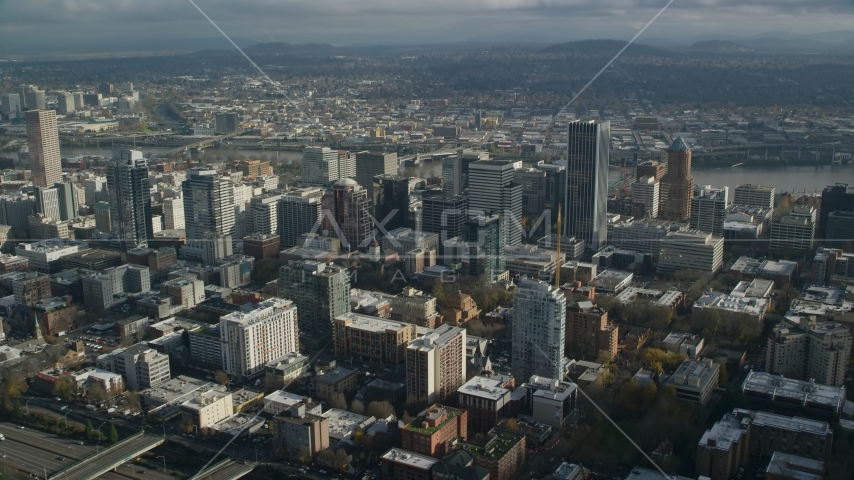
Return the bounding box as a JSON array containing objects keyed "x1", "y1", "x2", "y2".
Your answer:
[
  {"x1": 406, "y1": 324, "x2": 466, "y2": 408},
  {"x1": 220, "y1": 298, "x2": 299, "y2": 380}
]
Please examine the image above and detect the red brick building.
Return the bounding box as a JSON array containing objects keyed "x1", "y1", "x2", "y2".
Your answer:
[
  {"x1": 401, "y1": 405, "x2": 468, "y2": 459},
  {"x1": 243, "y1": 233, "x2": 281, "y2": 261}
]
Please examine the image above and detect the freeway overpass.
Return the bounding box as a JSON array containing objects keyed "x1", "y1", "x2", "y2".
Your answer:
[
  {"x1": 191, "y1": 459, "x2": 256, "y2": 480},
  {"x1": 48, "y1": 432, "x2": 165, "y2": 480}
]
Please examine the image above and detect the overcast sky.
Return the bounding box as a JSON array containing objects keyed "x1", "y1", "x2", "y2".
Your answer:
[{"x1": 2, "y1": 0, "x2": 854, "y2": 54}]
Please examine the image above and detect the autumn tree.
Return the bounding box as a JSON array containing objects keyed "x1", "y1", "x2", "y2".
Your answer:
[
  {"x1": 53, "y1": 377, "x2": 76, "y2": 401},
  {"x1": 351, "y1": 399, "x2": 365, "y2": 415},
  {"x1": 334, "y1": 449, "x2": 350, "y2": 472},
  {"x1": 214, "y1": 370, "x2": 230, "y2": 386},
  {"x1": 86, "y1": 383, "x2": 109, "y2": 404},
  {"x1": 329, "y1": 392, "x2": 347, "y2": 410},
  {"x1": 365, "y1": 400, "x2": 395, "y2": 419}
]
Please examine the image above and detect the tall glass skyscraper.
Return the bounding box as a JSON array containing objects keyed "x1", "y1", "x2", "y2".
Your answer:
[
  {"x1": 106, "y1": 150, "x2": 152, "y2": 251},
  {"x1": 565, "y1": 120, "x2": 609, "y2": 252}
]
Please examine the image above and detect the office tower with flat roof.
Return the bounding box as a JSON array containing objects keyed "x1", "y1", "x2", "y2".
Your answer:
[
  {"x1": 214, "y1": 112, "x2": 238, "y2": 133},
  {"x1": 537, "y1": 162, "x2": 566, "y2": 224},
  {"x1": 733, "y1": 184, "x2": 775, "y2": 209},
  {"x1": 442, "y1": 156, "x2": 463, "y2": 196},
  {"x1": 33, "y1": 186, "x2": 60, "y2": 221},
  {"x1": 162, "y1": 196, "x2": 185, "y2": 230},
  {"x1": 249, "y1": 193, "x2": 281, "y2": 236},
  {"x1": 512, "y1": 278, "x2": 566, "y2": 381},
  {"x1": 565, "y1": 120, "x2": 609, "y2": 251},
  {"x1": 770, "y1": 208, "x2": 816, "y2": 254},
  {"x1": 373, "y1": 175, "x2": 413, "y2": 234},
  {"x1": 25, "y1": 110, "x2": 62, "y2": 187},
  {"x1": 631, "y1": 176, "x2": 660, "y2": 219},
  {"x1": 25, "y1": 88, "x2": 46, "y2": 111},
  {"x1": 691, "y1": 186, "x2": 729, "y2": 237},
  {"x1": 355, "y1": 151, "x2": 397, "y2": 197},
  {"x1": 107, "y1": 150, "x2": 153, "y2": 251},
  {"x1": 658, "y1": 230, "x2": 724, "y2": 275},
  {"x1": 468, "y1": 159, "x2": 523, "y2": 246},
  {"x1": 278, "y1": 260, "x2": 349, "y2": 347},
  {"x1": 278, "y1": 188, "x2": 323, "y2": 249},
  {"x1": 83, "y1": 176, "x2": 108, "y2": 205},
  {"x1": 515, "y1": 168, "x2": 548, "y2": 215},
  {"x1": 1, "y1": 94, "x2": 21, "y2": 119},
  {"x1": 301, "y1": 147, "x2": 341, "y2": 186},
  {"x1": 182, "y1": 169, "x2": 236, "y2": 240},
  {"x1": 57, "y1": 93, "x2": 75, "y2": 115},
  {"x1": 660, "y1": 137, "x2": 695, "y2": 221},
  {"x1": 406, "y1": 324, "x2": 467, "y2": 408},
  {"x1": 94, "y1": 202, "x2": 111, "y2": 233},
  {"x1": 463, "y1": 214, "x2": 505, "y2": 281},
  {"x1": 323, "y1": 178, "x2": 373, "y2": 252},
  {"x1": 220, "y1": 298, "x2": 299, "y2": 381},
  {"x1": 824, "y1": 210, "x2": 854, "y2": 248},
  {"x1": 54, "y1": 182, "x2": 78, "y2": 221},
  {"x1": 422, "y1": 193, "x2": 468, "y2": 241},
  {"x1": 819, "y1": 184, "x2": 854, "y2": 240}
]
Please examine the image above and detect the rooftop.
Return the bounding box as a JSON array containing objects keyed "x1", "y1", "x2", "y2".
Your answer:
[
  {"x1": 220, "y1": 298, "x2": 294, "y2": 325},
  {"x1": 694, "y1": 291, "x2": 770, "y2": 316},
  {"x1": 753, "y1": 411, "x2": 831, "y2": 436},
  {"x1": 320, "y1": 408, "x2": 375, "y2": 439},
  {"x1": 315, "y1": 367, "x2": 357, "y2": 384},
  {"x1": 458, "y1": 429, "x2": 524, "y2": 461},
  {"x1": 625, "y1": 467, "x2": 695, "y2": 480},
  {"x1": 458, "y1": 376, "x2": 511, "y2": 401},
  {"x1": 665, "y1": 358, "x2": 720, "y2": 391},
  {"x1": 742, "y1": 371, "x2": 845, "y2": 411},
  {"x1": 765, "y1": 452, "x2": 824, "y2": 480},
  {"x1": 335, "y1": 312, "x2": 415, "y2": 333},
  {"x1": 381, "y1": 448, "x2": 438, "y2": 470},
  {"x1": 404, "y1": 406, "x2": 464, "y2": 435}
]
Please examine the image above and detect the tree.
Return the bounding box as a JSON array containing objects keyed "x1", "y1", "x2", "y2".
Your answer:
[
  {"x1": 214, "y1": 370, "x2": 229, "y2": 386},
  {"x1": 505, "y1": 418, "x2": 518, "y2": 432},
  {"x1": 86, "y1": 382, "x2": 109, "y2": 404},
  {"x1": 0, "y1": 397, "x2": 12, "y2": 417},
  {"x1": 317, "y1": 449, "x2": 336, "y2": 467},
  {"x1": 334, "y1": 449, "x2": 349, "y2": 472},
  {"x1": 53, "y1": 377, "x2": 76, "y2": 401},
  {"x1": 329, "y1": 392, "x2": 347, "y2": 410},
  {"x1": 431, "y1": 283, "x2": 446, "y2": 306},
  {"x1": 122, "y1": 391, "x2": 142, "y2": 412},
  {"x1": 12, "y1": 400, "x2": 21, "y2": 418},
  {"x1": 351, "y1": 400, "x2": 365, "y2": 415},
  {"x1": 297, "y1": 446, "x2": 311, "y2": 464},
  {"x1": 1, "y1": 371, "x2": 28, "y2": 398},
  {"x1": 365, "y1": 401, "x2": 395, "y2": 419},
  {"x1": 85, "y1": 419, "x2": 94, "y2": 437},
  {"x1": 108, "y1": 423, "x2": 118, "y2": 443}
]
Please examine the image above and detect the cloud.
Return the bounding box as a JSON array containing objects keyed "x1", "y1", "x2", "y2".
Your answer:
[{"x1": 1, "y1": 0, "x2": 853, "y2": 51}]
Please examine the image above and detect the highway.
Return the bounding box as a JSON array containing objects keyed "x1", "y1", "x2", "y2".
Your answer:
[
  {"x1": 191, "y1": 460, "x2": 256, "y2": 480},
  {"x1": 51, "y1": 433, "x2": 164, "y2": 480},
  {"x1": 0, "y1": 423, "x2": 177, "y2": 480}
]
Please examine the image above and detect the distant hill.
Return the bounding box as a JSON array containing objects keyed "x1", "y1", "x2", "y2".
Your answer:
[
  {"x1": 243, "y1": 42, "x2": 339, "y2": 55},
  {"x1": 541, "y1": 39, "x2": 671, "y2": 56},
  {"x1": 691, "y1": 40, "x2": 751, "y2": 52}
]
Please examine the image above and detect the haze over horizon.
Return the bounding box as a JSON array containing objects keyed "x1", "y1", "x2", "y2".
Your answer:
[{"x1": 3, "y1": 0, "x2": 854, "y2": 56}]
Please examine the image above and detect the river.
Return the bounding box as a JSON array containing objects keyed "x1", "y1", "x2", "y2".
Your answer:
[{"x1": 57, "y1": 144, "x2": 854, "y2": 194}]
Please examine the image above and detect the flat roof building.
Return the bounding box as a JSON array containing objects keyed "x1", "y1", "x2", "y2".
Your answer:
[{"x1": 664, "y1": 358, "x2": 720, "y2": 406}]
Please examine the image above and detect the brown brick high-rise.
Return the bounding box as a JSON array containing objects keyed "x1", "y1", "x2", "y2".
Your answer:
[{"x1": 659, "y1": 137, "x2": 694, "y2": 221}]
